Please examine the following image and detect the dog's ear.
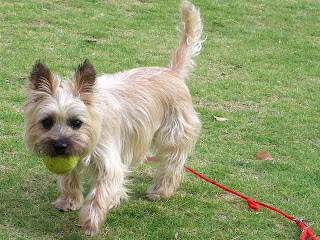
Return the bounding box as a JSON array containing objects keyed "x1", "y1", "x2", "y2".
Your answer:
[
  {"x1": 28, "y1": 61, "x2": 59, "y2": 94},
  {"x1": 73, "y1": 59, "x2": 96, "y2": 95}
]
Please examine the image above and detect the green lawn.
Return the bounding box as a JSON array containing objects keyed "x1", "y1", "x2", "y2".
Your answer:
[{"x1": 0, "y1": 0, "x2": 319, "y2": 239}]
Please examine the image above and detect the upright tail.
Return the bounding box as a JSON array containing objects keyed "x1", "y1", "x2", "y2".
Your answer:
[{"x1": 168, "y1": 1, "x2": 204, "y2": 80}]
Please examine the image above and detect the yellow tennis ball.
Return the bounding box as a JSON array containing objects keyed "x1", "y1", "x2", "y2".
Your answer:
[{"x1": 43, "y1": 155, "x2": 79, "y2": 174}]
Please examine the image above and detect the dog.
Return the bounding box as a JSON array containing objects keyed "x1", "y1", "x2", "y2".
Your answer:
[{"x1": 24, "y1": 1, "x2": 203, "y2": 236}]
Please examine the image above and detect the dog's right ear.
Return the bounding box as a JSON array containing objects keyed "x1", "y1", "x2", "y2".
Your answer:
[{"x1": 28, "y1": 61, "x2": 59, "y2": 94}]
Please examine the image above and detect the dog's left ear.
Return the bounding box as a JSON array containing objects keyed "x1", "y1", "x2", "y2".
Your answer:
[{"x1": 73, "y1": 59, "x2": 96, "y2": 95}]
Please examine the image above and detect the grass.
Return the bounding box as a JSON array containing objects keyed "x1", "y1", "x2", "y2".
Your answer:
[{"x1": 0, "y1": 0, "x2": 319, "y2": 239}]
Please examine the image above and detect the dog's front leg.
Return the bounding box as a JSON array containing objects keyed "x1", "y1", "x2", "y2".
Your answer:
[
  {"x1": 80, "y1": 154, "x2": 128, "y2": 236},
  {"x1": 80, "y1": 179, "x2": 110, "y2": 236},
  {"x1": 54, "y1": 170, "x2": 83, "y2": 211}
]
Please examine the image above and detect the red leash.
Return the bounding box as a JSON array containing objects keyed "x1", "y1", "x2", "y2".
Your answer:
[{"x1": 146, "y1": 157, "x2": 317, "y2": 240}]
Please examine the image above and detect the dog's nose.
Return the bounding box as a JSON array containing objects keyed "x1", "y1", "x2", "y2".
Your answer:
[{"x1": 53, "y1": 139, "x2": 68, "y2": 155}]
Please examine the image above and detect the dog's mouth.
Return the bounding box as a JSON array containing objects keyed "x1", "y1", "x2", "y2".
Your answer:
[
  {"x1": 37, "y1": 146, "x2": 73, "y2": 158},
  {"x1": 34, "y1": 138, "x2": 77, "y2": 158},
  {"x1": 48, "y1": 152, "x2": 72, "y2": 158}
]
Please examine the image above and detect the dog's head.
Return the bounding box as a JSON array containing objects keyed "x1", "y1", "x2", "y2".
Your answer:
[{"x1": 24, "y1": 60, "x2": 101, "y2": 159}]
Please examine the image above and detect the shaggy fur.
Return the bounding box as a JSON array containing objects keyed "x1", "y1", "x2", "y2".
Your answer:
[{"x1": 24, "y1": 1, "x2": 203, "y2": 236}]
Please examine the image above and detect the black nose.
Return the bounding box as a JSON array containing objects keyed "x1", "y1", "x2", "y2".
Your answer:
[{"x1": 53, "y1": 139, "x2": 68, "y2": 155}]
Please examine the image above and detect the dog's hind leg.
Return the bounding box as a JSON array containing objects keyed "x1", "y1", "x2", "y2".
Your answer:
[
  {"x1": 147, "y1": 147, "x2": 187, "y2": 200},
  {"x1": 147, "y1": 108, "x2": 201, "y2": 200}
]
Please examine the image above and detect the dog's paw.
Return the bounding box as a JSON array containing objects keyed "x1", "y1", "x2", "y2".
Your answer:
[
  {"x1": 54, "y1": 197, "x2": 82, "y2": 211},
  {"x1": 147, "y1": 184, "x2": 173, "y2": 200},
  {"x1": 80, "y1": 210, "x2": 100, "y2": 236},
  {"x1": 81, "y1": 222, "x2": 99, "y2": 236},
  {"x1": 147, "y1": 192, "x2": 162, "y2": 201}
]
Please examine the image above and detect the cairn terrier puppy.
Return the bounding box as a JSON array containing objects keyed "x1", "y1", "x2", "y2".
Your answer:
[{"x1": 24, "y1": 1, "x2": 203, "y2": 236}]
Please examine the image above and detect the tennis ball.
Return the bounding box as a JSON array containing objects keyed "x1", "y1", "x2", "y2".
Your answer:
[{"x1": 43, "y1": 155, "x2": 79, "y2": 174}]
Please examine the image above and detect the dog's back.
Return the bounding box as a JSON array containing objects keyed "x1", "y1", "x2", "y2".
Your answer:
[{"x1": 97, "y1": 1, "x2": 204, "y2": 165}]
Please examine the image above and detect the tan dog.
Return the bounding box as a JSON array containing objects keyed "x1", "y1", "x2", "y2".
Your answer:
[{"x1": 24, "y1": 1, "x2": 203, "y2": 235}]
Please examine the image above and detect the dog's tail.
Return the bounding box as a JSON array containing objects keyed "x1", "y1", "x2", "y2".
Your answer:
[{"x1": 168, "y1": 1, "x2": 204, "y2": 80}]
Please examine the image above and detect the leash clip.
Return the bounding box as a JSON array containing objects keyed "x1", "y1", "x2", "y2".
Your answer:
[{"x1": 294, "y1": 218, "x2": 308, "y2": 226}]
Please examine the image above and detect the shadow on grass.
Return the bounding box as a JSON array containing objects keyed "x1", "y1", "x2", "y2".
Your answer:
[{"x1": 1, "y1": 170, "x2": 157, "y2": 239}]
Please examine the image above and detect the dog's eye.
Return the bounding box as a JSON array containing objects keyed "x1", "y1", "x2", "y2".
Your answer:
[
  {"x1": 41, "y1": 117, "x2": 54, "y2": 130},
  {"x1": 69, "y1": 119, "x2": 82, "y2": 130}
]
